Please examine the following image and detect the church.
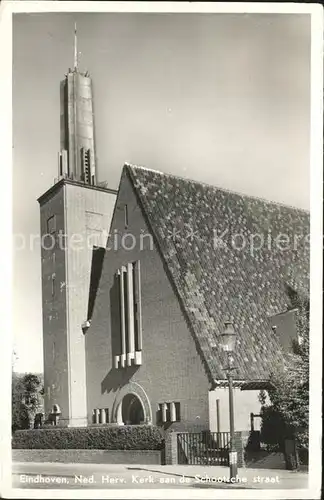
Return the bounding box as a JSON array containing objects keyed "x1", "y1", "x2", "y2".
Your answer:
[{"x1": 38, "y1": 29, "x2": 310, "y2": 433}]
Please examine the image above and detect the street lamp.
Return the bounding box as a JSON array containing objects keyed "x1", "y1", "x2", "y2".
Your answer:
[{"x1": 219, "y1": 321, "x2": 238, "y2": 482}]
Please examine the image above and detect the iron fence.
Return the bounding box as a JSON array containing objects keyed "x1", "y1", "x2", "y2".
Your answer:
[{"x1": 177, "y1": 431, "x2": 230, "y2": 465}]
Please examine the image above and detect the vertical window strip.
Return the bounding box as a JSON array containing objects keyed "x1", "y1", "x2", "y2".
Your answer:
[
  {"x1": 59, "y1": 153, "x2": 63, "y2": 177},
  {"x1": 115, "y1": 272, "x2": 122, "y2": 366},
  {"x1": 133, "y1": 263, "x2": 138, "y2": 350},
  {"x1": 126, "y1": 262, "x2": 135, "y2": 365},
  {"x1": 100, "y1": 408, "x2": 106, "y2": 424},
  {"x1": 51, "y1": 274, "x2": 55, "y2": 297},
  {"x1": 134, "y1": 260, "x2": 142, "y2": 352},
  {"x1": 175, "y1": 402, "x2": 181, "y2": 422},
  {"x1": 119, "y1": 268, "x2": 126, "y2": 367},
  {"x1": 116, "y1": 261, "x2": 142, "y2": 369},
  {"x1": 170, "y1": 402, "x2": 176, "y2": 422},
  {"x1": 162, "y1": 403, "x2": 168, "y2": 423},
  {"x1": 123, "y1": 268, "x2": 129, "y2": 363},
  {"x1": 124, "y1": 205, "x2": 129, "y2": 228}
]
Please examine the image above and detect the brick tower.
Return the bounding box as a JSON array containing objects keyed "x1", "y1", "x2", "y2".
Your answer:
[{"x1": 38, "y1": 25, "x2": 116, "y2": 426}]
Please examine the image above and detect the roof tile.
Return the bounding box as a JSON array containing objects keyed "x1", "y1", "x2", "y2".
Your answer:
[{"x1": 127, "y1": 165, "x2": 309, "y2": 384}]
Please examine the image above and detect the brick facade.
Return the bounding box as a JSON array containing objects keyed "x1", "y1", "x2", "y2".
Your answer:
[
  {"x1": 85, "y1": 171, "x2": 210, "y2": 431},
  {"x1": 39, "y1": 180, "x2": 116, "y2": 426},
  {"x1": 164, "y1": 432, "x2": 178, "y2": 465}
]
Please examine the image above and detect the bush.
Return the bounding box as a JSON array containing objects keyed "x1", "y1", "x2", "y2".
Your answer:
[
  {"x1": 12, "y1": 372, "x2": 44, "y2": 432},
  {"x1": 12, "y1": 425, "x2": 164, "y2": 450},
  {"x1": 260, "y1": 406, "x2": 290, "y2": 451}
]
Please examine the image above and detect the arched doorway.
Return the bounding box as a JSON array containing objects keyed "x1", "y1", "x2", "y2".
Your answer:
[
  {"x1": 121, "y1": 394, "x2": 144, "y2": 425},
  {"x1": 112, "y1": 382, "x2": 152, "y2": 425}
]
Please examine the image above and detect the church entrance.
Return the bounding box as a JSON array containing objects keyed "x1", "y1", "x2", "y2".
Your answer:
[
  {"x1": 112, "y1": 382, "x2": 152, "y2": 425},
  {"x1": 120, "y1": 394, "x2": 145, "y2": 425}
]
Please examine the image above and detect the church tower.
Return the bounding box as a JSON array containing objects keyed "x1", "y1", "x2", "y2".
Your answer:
[
  {"x1": 58, "y1": 24, "x2": 96, "y2": 185},
  {"x1": 38, "y1": 25, "x2": 117, "y2": 427}
]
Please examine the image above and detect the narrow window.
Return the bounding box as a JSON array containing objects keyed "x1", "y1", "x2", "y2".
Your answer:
[
  {"x1": 175, "y1": 402, "x2": 181, "y2": 422},
  {"x1": 123, "y1": 268, "x2": 129, "y2": 361},
  {"x1": 124, "y1": 205, "x2": 128, "y2": 229},
  {"x1": 59, "y1": 153, "x2": 63, "y2": 176},
  {"x1": 165, "y1": 403, "x2": 171, "y2": 422},
  {"x1": 157, "y1": 404, "x2": 162, "y2": 424},
  {"x1": 133, "y1": 261, "x2": 142, "y2": 353},
  {"x1": 81, "y1": 148, "x2": 91, "y2": 184},
  {"x1": 51, "y1": 273, "x2": 56, "y2": 297},
  {"x1": 119, "y1": 268, "x2": 126, "y2": 367},
  {"x1": 99, "y1": 408, "x2": 107, "y2": 424},
  {"x1": 93, "y1": 409, "x2": 100, "y2": 424}
]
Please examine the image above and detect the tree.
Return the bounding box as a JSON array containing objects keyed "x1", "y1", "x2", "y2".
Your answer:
[
  {"x1": 12, "y1": 372, "x2": 44, "y2": 432},
  {"x1": 260, "y1": 289, "x2": 309, "y2": 453}
]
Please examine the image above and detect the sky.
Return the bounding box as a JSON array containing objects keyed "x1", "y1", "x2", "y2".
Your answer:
[{"x1": 12, "y1": 12, "x2": 311, "y2": 373}]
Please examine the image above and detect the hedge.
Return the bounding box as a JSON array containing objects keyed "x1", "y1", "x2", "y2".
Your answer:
[{"x1": 12, "y1": 425, "x2": 164, "y2": 450}]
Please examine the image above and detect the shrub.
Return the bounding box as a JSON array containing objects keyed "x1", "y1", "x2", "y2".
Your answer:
[
  {"x1": 12, "y1": 425, "x2": 164, "y2": 450},
  {"x1": 259, "y1": 290, "x2": 309, "y2": 455},
  {"x1": 260, "y1": 405, "x2": 290, "y2": 451},
  {"x1": 12, "y1": 372, "x2": 44, "y2": 432}
]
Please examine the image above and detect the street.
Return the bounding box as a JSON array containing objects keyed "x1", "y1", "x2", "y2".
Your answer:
[{"x1": 11, "y1": 461, "x2": 308, "y2": 490}]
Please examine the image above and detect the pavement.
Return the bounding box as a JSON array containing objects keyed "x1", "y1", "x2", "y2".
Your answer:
[{"x1": 11, "y1": 461, "x2": 309, "y2": 490}]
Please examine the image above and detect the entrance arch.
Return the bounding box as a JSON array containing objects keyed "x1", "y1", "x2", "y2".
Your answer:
[
  {"x1": 112, "y1": 382, "x2": 152, "y2": 425},
  {"x1": 121, "y1": 394, "x2": 144, "y2": 425}
]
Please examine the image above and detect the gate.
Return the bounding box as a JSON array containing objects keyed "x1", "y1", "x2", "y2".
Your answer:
[{"x1": 177, "y1": 431, "x2": 230, "y2": 465}]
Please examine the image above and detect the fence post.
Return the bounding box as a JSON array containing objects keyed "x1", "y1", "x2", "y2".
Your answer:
[
  {"x1": 233, "y1": 431, "x2": 250, "y2": 468},
  {"x1": 164, "y1": 431, "x2": 178, "y2": 465}
]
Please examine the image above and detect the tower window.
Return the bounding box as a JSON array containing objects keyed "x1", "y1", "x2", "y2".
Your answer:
[
  {"x1": 51, "y1": 273, "x2": 56, "y2": 297},
  {"x1": 81, "y1": 148, "x2": 91, "y2": 184},
  {"x1": 47, "y1": 215, "x2": 56, "y2": 234},
  {"x1": 59, "y1": 154, "x2": 63, "y2": 177}
]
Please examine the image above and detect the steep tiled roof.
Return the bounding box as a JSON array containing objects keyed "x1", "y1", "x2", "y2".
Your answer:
[{"x1": 126, "y1": 164, "x2": 310, "y2": 386}]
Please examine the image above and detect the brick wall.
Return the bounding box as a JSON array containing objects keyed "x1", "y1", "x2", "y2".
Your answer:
[
  {"x1": 233, "y1": 431, "x2": 250, "y2": 468},
  {"x1": 85, "y1": 171, "x2": 210, "y2": 431},
  {"x1": 12, "y1": 449, "x2": 162, "y2": 465},
  {"x1": 39, "y1": 181, "x2": 115, "y2": 427},
  {"x1": 39, "y1": 186, "x2": 69, "y2": 421},
  {"x1": 164, "y1": 432, "x2": 178, "y2": 465}
]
